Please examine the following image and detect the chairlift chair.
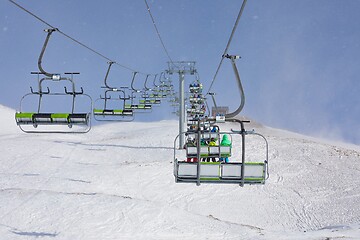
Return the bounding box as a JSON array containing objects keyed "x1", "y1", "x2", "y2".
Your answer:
[
  {"x1": 15, "y1": 72, "x2": 92, "y2": 133},
  {"x1": 93, "y1": 89, "x2": 134, "y2": 122},
  {"x1": 15, "y1": 29, "x2": 92, "y2": 133},
  {"x1": 151, "y1": 74, "x2": 167, "y2": 98},
  {"x1": 124, "y1": 72, "x2": 153, "y2": 112},
  {"x1": 93, "y1": 61, "x2": 134, "y2": 122},
  {"x1": 173, "y1": 51, "x2": 269, "y2": 186},
  {"x1": 141, "y1": 76, "x2": 161, "y2": 105},
  {"x1": 173, "y1": 118, "x2": 269, "y2": 186}
]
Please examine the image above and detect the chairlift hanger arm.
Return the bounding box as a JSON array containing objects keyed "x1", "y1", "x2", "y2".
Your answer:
[
  {"x1": 224, "y1": 54, "x2": 245, "y2": 119},
  {"x1": 131, "y1": 72, "x2": 146, "y2": 93},
  {"x1": 153, "y1": 72, "x2": 162, "y2": 88},
  {"x1": 38, "y1": 28, "x2": 58, "y2": 78},
  {"x1": 36, "y1": 30, "x2": 77, "y2": 82},
  {"x1": 103, "y1": 61, "x2": 116, "y2": 89},
  {"x1": 150, "y1": 74, "x2": 158, "y2": 90},
  {"x1": 143, "y1": 74, "x2": 151, "y2": 91},
  {"x1": 210, "y1": 55, "x2": 245, "y2": 119}
]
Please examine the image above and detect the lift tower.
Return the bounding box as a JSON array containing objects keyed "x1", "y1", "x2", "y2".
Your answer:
[{"x1": 167, "y1": 61, "x2": 197, "y2": 149}]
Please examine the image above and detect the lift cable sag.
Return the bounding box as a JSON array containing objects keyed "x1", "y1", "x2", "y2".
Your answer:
[
  {"x1": 144, "y1": 0, "x2": 175, "y2": 65},
  {"x1": 8, "y1": 0, "x2": 154, "y2": 75},
  {"x1": 205, "y1": 0, "x2": 247, "y2": 96}
]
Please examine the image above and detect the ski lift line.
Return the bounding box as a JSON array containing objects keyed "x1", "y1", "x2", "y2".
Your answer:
[
  {"x1": 144, "y1": 0, "x2": 175, "y2": 65},
  {"x1": 205, "y1": 0, "x2": 247, "y2": 96},
  {"x1": 8, "y1": 0, "x2": 57, "y2": 29},
  {"x1": 8, "y1": 0, "x2": 156, "y2": 76},
  {"x1": 8, "y1": 0, "x2": 115, "y2": 65},
  {"x1": 221, "y1": 0, "x2": 247, "y2": 66}
]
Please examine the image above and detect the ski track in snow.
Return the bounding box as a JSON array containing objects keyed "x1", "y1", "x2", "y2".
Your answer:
[{"x1": 0, "y1": 105, "x2": 359, "y2": 239}]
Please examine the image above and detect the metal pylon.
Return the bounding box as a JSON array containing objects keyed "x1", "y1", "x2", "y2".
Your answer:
[{"x1": 167, "y1": 61, "x2": 196, "y2": 149}]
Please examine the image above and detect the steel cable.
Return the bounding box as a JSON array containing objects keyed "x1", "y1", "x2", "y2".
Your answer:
[
  {"x1": 144, "y1": 0, "x2": 175, "y2": 65},
  {"x1": 9, "y1": 0, "x2": 152, "y2": 75}
]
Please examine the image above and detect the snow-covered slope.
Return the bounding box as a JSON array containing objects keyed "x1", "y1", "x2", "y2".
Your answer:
[
  {"x1": 0, "y1": 105, "x2": 18, "y2": 134},
  {"x1": 0, "y1": 105, "x2": 359, "y2": 239}
]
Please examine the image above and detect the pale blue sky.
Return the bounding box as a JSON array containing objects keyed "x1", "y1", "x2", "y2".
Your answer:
[{"x1": 1, "y1": 0, "x2": 359, "y2": 144}]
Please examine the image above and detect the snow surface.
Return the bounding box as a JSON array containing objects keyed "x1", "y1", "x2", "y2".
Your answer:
[{"x1": 1, "y1": 104, "x2": 360, "y2": 239}]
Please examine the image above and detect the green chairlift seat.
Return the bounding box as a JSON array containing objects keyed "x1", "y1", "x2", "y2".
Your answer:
[
  {"x1": 15, "y1": 112, "x2": 35, "y2": 124},
  {"x1": 139, "y1": 99, "x2": 161, "y2": 104},
  {"x1": 15, "y1": 112, "x2": 90, "y2": 126},
  {"x1": 125, "y1": 104, "x2": 152, "y2": 110},
  {"x1": 93, "y1": 109, "x2": 133, "y2": 116}
]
